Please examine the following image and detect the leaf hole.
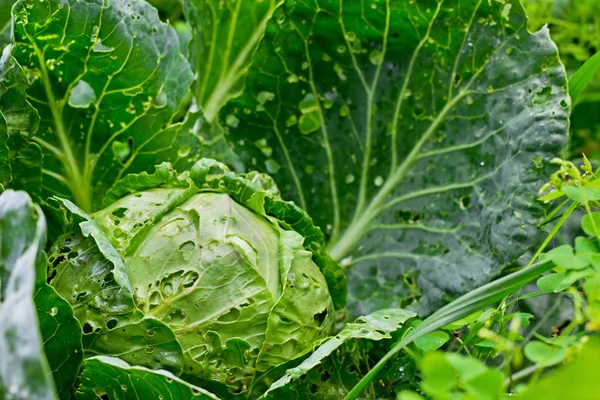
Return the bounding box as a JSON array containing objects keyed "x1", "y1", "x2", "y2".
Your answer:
[
  {"x1": 111, "y1": 207, "x2": 128, "y2": 219},
  {"x1": 106, "y1": 319, "x2": 118, "y2": 330},
  {"x1": 413, "y1": 105, "x2": 425, "y2": 118},
  {"x1": 313, "y1": 309, "x2": 328, "y2": 327},
  {"x1": 82, "y1": 322, "x2": 94, "y2": 335},
  {"x1": 459, "y1": 194, "x2": 471, "y2": 209}
]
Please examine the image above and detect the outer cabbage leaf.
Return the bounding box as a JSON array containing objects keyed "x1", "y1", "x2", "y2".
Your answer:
[
  {"x1": 76, "y1": 356, "x2": 220, "y2": 400},
  {"x1": 0, "y1": 190, "x2": 55, "y2": 399},
  {"x1": 34, "y1": 283, "x2": 83, "y2": 400},
  {"x1": 183, "y1": 0, "x2": 282, "y2": 121},
  {"x1": 261, "y1": 308, "x2": 416, "y2": 399},
  {"x1": 221, "y1": 0, "x2": 569, "y2": 315},
  {"x1": 8, "y1": 0, "x2": 195, "y2": 211},
  {"x1": 47, "y1": 198, "x2": 187, "y2": 375},
  {"x1": 0, "y1": 0, "x2": 13, "y2": 51},
  {"x1": 0, "y1": 49, "x2": 41, "y2": 193}
]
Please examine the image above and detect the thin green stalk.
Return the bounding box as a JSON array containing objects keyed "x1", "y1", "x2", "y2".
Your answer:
[
  {"x1": 505, "y1": 364, "x2": 539, "y2": 386},
  {"x1": 527, "y1": 201, "x2": 578, "y2": 266},
  {"x1": 344, "y1": 259, "x2": 555, "y2": 400}
]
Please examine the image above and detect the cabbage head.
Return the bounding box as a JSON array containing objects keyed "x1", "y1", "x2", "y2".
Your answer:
[{"x1": 46, "y1": 159, "x2": 346, "y2": 396}]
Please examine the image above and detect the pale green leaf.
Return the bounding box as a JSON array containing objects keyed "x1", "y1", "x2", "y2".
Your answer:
[
  {"x1": 524, "y1": 341, "x2": 567, "y2": 367},
  {"x1": 582, "y1": 212, "x2": 600, "y2": 237},
  {"x1": 521, "y1": 336, "x2": 600, "y2": 400}
]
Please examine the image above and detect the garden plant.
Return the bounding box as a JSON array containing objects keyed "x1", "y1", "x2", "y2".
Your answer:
[{"x1": 1, "y1": 0, "x2": 600, "y2": 399}]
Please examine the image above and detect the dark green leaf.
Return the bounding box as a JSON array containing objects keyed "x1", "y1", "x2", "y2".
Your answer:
[
  {"x1": 8, "y1": 0, "x2": 195, "y2": 212},
  {"x1": 76, "y1": 356, "x2": 220, "y2": 400},
  {"x1": 183, "y1": 0, "x2": 281, "y2": 121},
  {"x1": 34, "y1": 283, "x2": 83, "y2": 400},
  {"x1": 0, "y1": 50, "x2": 41, "y2": 193},
  {"x1": 221, "y1": 0, "x2": 568, "y2": 316},
  {"x1": 82, "y1": 318, "x2": 185, "y2": 375},
  {"x1": 0, "y1": 190, "x2": 55, "y2": 400}
]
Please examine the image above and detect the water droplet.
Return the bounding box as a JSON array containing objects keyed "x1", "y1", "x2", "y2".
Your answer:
[
  {"x1": 374, "y1": 176, "x2": 384, "y2": 186},
  {"x1": 340, "y1": 104, "x2": 350, "y2": 117},
  {"x1": 225, "y1": 114, "x2": 240, "y2": 128},
  {"x1": 257, "y1": 91, "x2": 275, "y2": 104},
  {"x1": 49, "y1": 307, "x2": 58, "y2": 316},
  {"x1": 345, "y1": 174, "x2": 355, "y2": 184},
  {"x1": 369, "y1": 49, "x2": 383, "y2": 65}
]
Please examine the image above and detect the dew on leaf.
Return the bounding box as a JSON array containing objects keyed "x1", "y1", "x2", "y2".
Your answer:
[
  {"x1": 49, "y1": 307, "x2": 58, "y2": 316},
  {"x1": 369, "y1": 49, "x2": 383, "y2": 65},
  {"x1": 374, "y1": 176, "x2": 384, "y2": 187},
  {"x1": 112, "y1": 139, "x2": 133, "y2": 163},
  {"x1": 340, "y1": 104, "x2": 350, "y2": 117},
  {"x1": 257, "y1": 91, "x2": 275, "y2": 104},
  {"x1": 255, "y1": 138, "x2": 273, "y2": 157},
  {"x1": 225, "y1": 114, "x2": 240, "y2": 128}
]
